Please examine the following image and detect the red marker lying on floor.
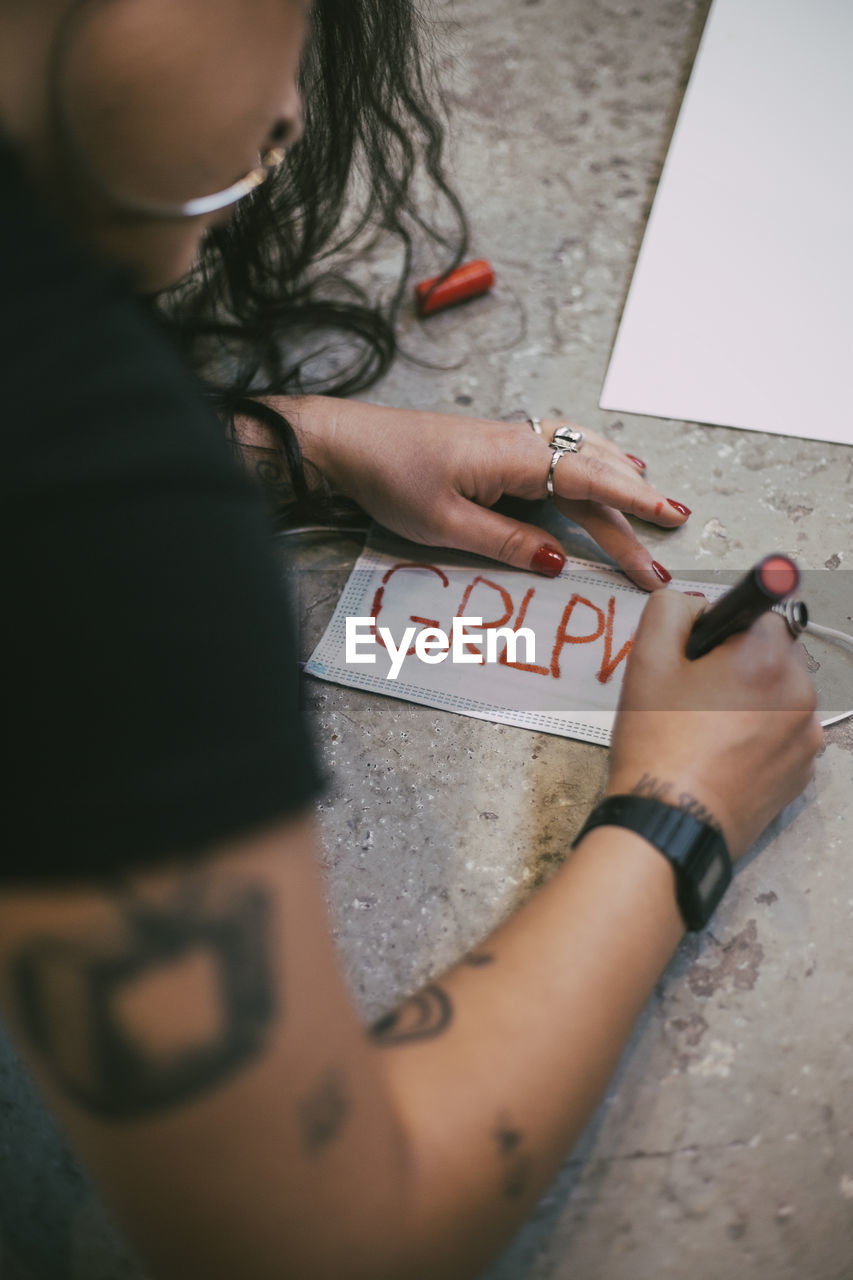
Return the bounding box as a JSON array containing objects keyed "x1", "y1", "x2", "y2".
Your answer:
[
  {"x1": 685, "y1": 554, "x2": 800, "y2": 660},
  {"x1": 415, "y1": 258, "x2": 496, "y2": 316}
]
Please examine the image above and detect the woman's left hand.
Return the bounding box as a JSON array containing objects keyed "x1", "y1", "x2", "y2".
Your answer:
[{"x1": 250, "y1": 397, "x2": 692, "y2": 591}]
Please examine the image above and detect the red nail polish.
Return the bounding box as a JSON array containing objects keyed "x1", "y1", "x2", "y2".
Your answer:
[
  {"x1": 667, "y1": 499, "x2": 692, "y2": 517},
  {"x1": 532, "y1": 545, "x2": 565, "y2": 578},
  {"x1": 626, "y1": 454, "x2": 646, "y2": 470},
  {"x1": 685, "y1": 591, "x2": 707, "y2": 598},
  {"x1": 652, "y1": 561, "x2": 672, "y2": 583}
]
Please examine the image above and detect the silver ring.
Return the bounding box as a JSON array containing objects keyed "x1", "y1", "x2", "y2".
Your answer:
[
  {"x1": 527, "y1": 416, "x2": 543, "y2": 435},
  {"x1": 551, "y1": 425, "x2": 585, "y2": 450},
  {"x1": 771, "y1": 598, "x2": 809, "y2": 637},
  {"x1": 546, "y1": 427, "x2": 585, "y2": 497}
]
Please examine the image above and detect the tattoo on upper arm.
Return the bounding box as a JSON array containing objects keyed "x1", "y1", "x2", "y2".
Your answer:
[
  {"x1": 631, "y1": 773, "x2": 722, "y2": 833},
  {"x1": 493, "y1": 1116, "x2": 532, "y2": 1201},
  {"x1": 369, "y1": 984, "x2": 452, "y2": 1046},
  {"x1": 10, "y1": 877, "x2": 277, "y2": 1121},
  {"x1": 253, "y1": 455, "x2": 293, "y2": 511},
  {"x1": 297, "y1": 1067, "x2": 350, "y2": 1153}
]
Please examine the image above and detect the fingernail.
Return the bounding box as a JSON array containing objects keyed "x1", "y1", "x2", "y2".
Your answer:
[
  {"x1": 532, "y1": 545, "x2": 566, "y2": 578},
  {"x1": 667, "y1": 499, "x2": 692, "y2": 517},
  {"x1": 651, "y1": 561, "x2": 672, "y2": 583},
  {"x1": 626, "y1": 454, "x2": 646, "y2": 470},
  {"x1": 685, "y1": 591, "x2": 707, "y2": 598}
]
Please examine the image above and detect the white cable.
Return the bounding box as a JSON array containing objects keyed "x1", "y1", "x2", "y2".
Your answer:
[
  {"x1": 805, "y1": 620, "x2": 853, "y2": 727},
  {"x1": 821, "y1": 710, "x2": 853, "y2": 727},
  {"x1": 807, "y1": 620, "x2": 853, "y2": 650}
]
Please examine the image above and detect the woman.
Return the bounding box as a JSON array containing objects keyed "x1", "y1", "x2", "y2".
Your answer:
[{"x1": 0, "y1": 3, "x2": 821, "y2": 1279}]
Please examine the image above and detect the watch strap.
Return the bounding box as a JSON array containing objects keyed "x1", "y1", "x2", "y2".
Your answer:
[{"x1": 571, "y1": 795, "x2": 732, "y2": 931}]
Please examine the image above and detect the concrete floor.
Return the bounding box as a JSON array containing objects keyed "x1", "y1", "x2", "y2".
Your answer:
[{"x1": 2, "y1": 1, "x2": 852, "y2": 1277}]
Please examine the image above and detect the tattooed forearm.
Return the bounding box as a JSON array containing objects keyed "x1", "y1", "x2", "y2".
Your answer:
[
  {"x1": 369, "y1": 984, "x2": 453, "y2": 1046},
  {"x1": 493, "y1": 1116, "x2": 533, "y2": 1201},
  {"x1": 298, "y1": 1068, "x2": 350, "y2": 1154},
  {"x1": 461, "y1": 952, "x2": 494, "y2": 967},
  {"x1": 630, "y1": 774, "x2": 722, "y2": 833},
  {"x1": 10, "y1": 877, "x2": 277, "y2": 1120}
]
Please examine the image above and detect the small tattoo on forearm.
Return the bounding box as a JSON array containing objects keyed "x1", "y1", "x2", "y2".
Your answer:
[
  {"x1": 369, "y1": 984, "x2": 453, "y2": 1046},
  {"x1": 631, "y1": 775, "x2": 721, "y2": 832},
  {"x1": 676, "y1": 793, "x2": 722, "y2": 833},
  {"x1": 462, "y1": 952, "x2": 495, "y2": 967},
  {"x1": 298, "y1": 1068, "x2": 350, "y2": 1153},
  {"x1": 494, "y1": 1116, "x2": 533, "y2": 1201},
  {"x1": 631, "y1": 772, "x2": 672, "y2": 802}
]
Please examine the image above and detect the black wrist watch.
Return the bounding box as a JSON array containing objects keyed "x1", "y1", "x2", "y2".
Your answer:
[{"x1": 571, "y1": 795, "x2": 733, "y2": 931}]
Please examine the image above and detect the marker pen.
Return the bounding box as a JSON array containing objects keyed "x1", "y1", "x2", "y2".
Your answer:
[
  {"x1": 415, "y1": 259, "x2": 496, "y2": 316},
  {"x1": 685, "y1": 554, "x2": 800, "y2": 660}
]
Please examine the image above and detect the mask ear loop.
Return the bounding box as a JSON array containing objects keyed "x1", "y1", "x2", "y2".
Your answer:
[
  {"x1": 807, "y1": 621, "x2": 853, "y2": 651},
  {"x1": 771, "y1": 599, "x2": 853, "y2": 724},
  {"x1": 798, "y1": 610, "x2": 853, "y2": 727},
  {"x1": 808, "y1": 621, "x2": 853, "y2": 727}
]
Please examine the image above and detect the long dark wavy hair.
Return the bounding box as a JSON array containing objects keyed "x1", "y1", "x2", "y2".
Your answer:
[{"x1": 156, "y1": 0, "x2": 468, "y2": 522}]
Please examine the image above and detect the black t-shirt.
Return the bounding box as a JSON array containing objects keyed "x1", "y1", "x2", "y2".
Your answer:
[{"x1": 1, "y1": 139, "x2": 322, "y2": 883}]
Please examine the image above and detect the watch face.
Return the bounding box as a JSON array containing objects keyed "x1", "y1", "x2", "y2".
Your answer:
[
  {"x1": 698, "y1": 854, "x2": 728, "y2": 903},
  {"x1": 574, "y1": 795, "x2": 733, "y2": 931},
  {"x1": 680, "y1": 829, "x2": 732, "y2": 929}
]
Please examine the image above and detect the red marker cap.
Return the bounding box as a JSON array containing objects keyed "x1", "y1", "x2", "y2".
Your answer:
[
  {"x1": 415, "y1": 259, "x2": 496, "y2": 316},
  {"x1": 758, "y1": 554, "x2": 799, "y2": 598}
]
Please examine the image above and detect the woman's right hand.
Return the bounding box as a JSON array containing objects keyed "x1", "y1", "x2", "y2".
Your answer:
[{"x1": 606, "y1": 590, "x2": 823, "y2": 860}]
